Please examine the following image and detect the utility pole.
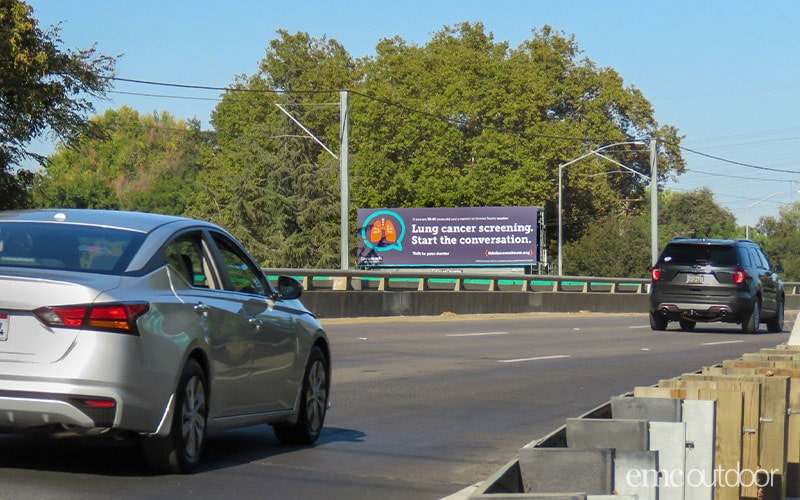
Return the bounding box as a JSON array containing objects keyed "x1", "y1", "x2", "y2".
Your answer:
[
  {"x1": 339, "y1": 90, "x2": 350, "y2": 270},
  {"x1": 650, "y1": 139, "x2": 658, "y2": 266}
]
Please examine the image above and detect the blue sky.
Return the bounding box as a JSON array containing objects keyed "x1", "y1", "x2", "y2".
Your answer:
[{"x1": 25, "y1": 0, "x2": 800, "y2": 227}]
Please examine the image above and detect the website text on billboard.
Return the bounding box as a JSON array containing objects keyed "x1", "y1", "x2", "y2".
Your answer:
[{"x1": 357, "y1": 206, "x2": 540, "y2": 267}]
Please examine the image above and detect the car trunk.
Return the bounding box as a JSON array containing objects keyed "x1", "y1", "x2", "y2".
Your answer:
[{"x1": 0, "y1": 270, "x2": 121, "y2": 364}]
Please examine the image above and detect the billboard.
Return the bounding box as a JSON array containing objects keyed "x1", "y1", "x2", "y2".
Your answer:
[{"x1": 356, "y1": 206, "x2": 540, "y2": 267}]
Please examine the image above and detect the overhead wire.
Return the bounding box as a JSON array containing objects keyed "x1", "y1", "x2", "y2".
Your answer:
[{"x1": 110, "y1": 76, "x2": 797, "y2": 177}]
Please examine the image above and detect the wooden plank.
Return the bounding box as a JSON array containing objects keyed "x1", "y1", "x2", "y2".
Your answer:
[
  {"x1": 652, "y1": 375, "x2": 771, "y2": 499},
  {"x1": 699, "y1": 388, "x2": 742, "y2": 500},
  {"x1": 726, "y1": 358, "x2": 800, "y2": 370},
  {"x1": 679, "y1": 375, "x2": 763, "y2": 498},
  {"x1": 682, "y1": 373, "x2": 791, "y2": 498},
  {"x1": 742, "y1": 352, "x2": 800, "y2": 362},
  {"x1": 657, "y1": 379, "x2": 703, "y2": 400},
  {"x1": 760, "y1": 347, "x2": 800, "y2": 355},
  {"x1": 633, "y1": 386, "x2": 679, "y2": 398},
  {"x1": 708, "y1": 362, "x2": 800, "y2": 454}
]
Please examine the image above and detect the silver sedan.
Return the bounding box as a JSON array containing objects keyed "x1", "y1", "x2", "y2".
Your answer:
[{"x1": 0, "y1": 209, "x2": 330, "y2": 473}]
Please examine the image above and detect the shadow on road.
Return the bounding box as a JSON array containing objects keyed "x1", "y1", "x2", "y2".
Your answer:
[{"x1": 0, "y1": 425, "x2": 366, "y2": 476}]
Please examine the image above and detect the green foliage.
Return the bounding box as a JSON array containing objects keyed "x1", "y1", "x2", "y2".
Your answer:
[
  {"x1": 353, "y1": 23, "x2": 684, "y2": 249},
  {"x1": 34, "y1": 24, "x2": 692, "y2": 270},
  {"x1": 34, "y1": 107, "x2": 212, "y2": 213},
  {"x1": 0, "y1": 0, "x2": 115, "y2": 170},
  {"x1": 185, "y1": 32, "x2": 357, "y2": 267},
  {"x1": 564, "y1": 189, "x2": 737, "y2": 278},
  {"x1": 756, "y1": 202, "x2": 800, "y2": 280},
  {"x1": 659, "y1": 188, "x2": 738, "y2": 245},
  {"x1": 563, "y1": 211, "x2": 651, "y2": 278}
]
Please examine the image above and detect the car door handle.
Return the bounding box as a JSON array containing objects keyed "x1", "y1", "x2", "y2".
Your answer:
[
  {"x1": 248, "y1": 317, "x2": 263, "y2": 331},
  {"x1": 194, "y1": 302, "x2": 210, "y2": 315}
]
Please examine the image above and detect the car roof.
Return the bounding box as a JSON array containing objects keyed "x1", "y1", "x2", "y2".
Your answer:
[
  {"x1": 0, "y1": 209, "x2": 210, "y2": 234},
  {"x1": 667, "y1": 237, "x2": 754, "y2": 246}
]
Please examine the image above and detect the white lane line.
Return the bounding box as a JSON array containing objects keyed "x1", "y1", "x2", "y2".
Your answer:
[
  {"x1": 701, "y1": 340, "x2": 745, "y2": 346},
  {"x1": 447, "y1": 332, "x2": 508, "y2": 337},
  {"x1": 499, "y1": 354, "x2": 571, "y2": 363},
  {"x1": 629, "y1": 325, "x2": 651, "y2": 329}
]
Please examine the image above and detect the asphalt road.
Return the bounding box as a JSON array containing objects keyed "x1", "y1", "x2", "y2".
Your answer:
[{"x1": 0, "y1": 312, "x2": 791, "y2": 499}]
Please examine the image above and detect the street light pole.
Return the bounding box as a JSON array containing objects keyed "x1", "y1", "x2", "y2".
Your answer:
[
  {"x1": 557, "y1": 140, "x2": 652, "y2": 276},
  {"x1": 650, "y1": 139, "x2": 658, "y2": 266},
  {"x1": 746, "y1": 189, "x2": 800, "y2": 239}
]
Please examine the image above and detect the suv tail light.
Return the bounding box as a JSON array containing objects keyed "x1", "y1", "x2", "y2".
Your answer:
[
  {"x1": 34, "y1": 302, "x2": 150, "y2": 336},
  {"x1": 733, "y1": 269, "x2": 747, "y2": 285},
  {"x1": 651, "y1": 266, "x2": 662, "y2": 281}
]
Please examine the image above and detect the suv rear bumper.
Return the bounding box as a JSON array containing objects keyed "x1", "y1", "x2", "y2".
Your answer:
[{"x1": 651, "y1": 300, "x2": 750, "y2": 323}]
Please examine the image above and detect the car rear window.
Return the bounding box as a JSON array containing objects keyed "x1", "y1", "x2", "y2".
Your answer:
[
  {"x1": 0, "y1": 222, "x2": 145, "y2": 274},
  {"x1": 659, "y1": 243, "x2": 739, "y2": 266}
]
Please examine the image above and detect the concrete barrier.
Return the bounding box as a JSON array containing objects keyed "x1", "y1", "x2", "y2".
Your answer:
[{"x1": 301, "y1": 290, "x2": 800, "y2": 319}]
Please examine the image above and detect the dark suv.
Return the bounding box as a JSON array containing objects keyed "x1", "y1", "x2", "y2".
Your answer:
[{"x1": 649, "y1": 238, "x2": 784, "y2": 333}]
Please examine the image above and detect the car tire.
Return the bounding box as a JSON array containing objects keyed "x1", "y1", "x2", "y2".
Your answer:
[
  {"x1": 650, "y1": 311, "x2": 668, "y2": 331},
  {"x1": 273, "y1": 346, "x2": 328, "y2": 445},
  {"x1": 142, "y1": 358, "x2": 208, "y2": 474},
  {"x1": 742, "y1": 300, "x2": 761, "y2": 334},
  {"x1": 679, "y1": 319, "x2": 696, "y2": 331},
  {"x1": 767, "y1": 299, "x2": 785, "y2": 333}
]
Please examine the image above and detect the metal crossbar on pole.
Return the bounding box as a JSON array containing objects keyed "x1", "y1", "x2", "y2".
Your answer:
[{"x1": 557, "y1": 140, "x2": 656, "y2": 276}]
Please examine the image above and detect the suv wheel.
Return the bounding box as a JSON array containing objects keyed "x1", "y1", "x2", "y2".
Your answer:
[
  {"x1": 650, "y1": 311, "x2": 668, "y2": 331},
  {"x1": 742, "y1": 300, "x2": 761, "y2": 334},
  {"x1": 767, "y1": 299, "x2": 785, "y2": 333},
  {"x1": 679, "y1": 319, "x2": 696, "y2": 331}
]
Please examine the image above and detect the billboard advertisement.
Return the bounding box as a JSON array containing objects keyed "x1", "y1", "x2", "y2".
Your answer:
[{"x1": 356, "y1": 206, "x2": 540, "y2": 267}]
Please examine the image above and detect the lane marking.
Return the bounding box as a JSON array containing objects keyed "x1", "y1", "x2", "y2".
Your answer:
[
  {"x1": 499, "y1": 354, "x2": 571, "y2": 363},
  {"x1": 629, "y1": 325, "x2": 651, "y2": 329},
  {"x1": 701, "y1": 340, "x2": 745, "y2": 346},
  {"x1": 447, "y1": 332, "x2": 508, "y2": 337}
]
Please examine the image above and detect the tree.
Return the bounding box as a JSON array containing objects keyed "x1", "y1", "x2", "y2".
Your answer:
[
  {"x1": 757, "y1": 202, "x2": 800, "y2": 280},
  {"x1": 185, "y1": 31, "x2": 360, "y2": 267},
  {"x1": 352, "y1": 23, "x2": 685, "y2": 254},
  {"x1": 563, "y1": 212, "x2": 651, "y2": 277},
  {"x1": 564, "y1": 188, "x2": 737, "y2": 277},
  {"x1": 0, "y1": 0, "x2": 115, "y2": 196},
  {"x1": 659, "y1": 187, "x2": 738, "y2": 246},
  {"x1": 34, "y1": 107, "x2": 212, "y2": 213}
]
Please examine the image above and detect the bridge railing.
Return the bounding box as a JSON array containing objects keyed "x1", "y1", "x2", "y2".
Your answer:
[{"x1": 265, "y1": 268, "x2": 800, "y2": 295}]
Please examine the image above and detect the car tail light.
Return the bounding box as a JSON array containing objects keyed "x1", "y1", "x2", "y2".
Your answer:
[
  {"x1": 651, "y1": 266, "x2": 662, "y2": 281},
  {"x1": 34, "y1": 302, "x2": 149, "y2": 335},
  {"x1": 733, "y1": 269, "x2": 747, "y2": 284}
]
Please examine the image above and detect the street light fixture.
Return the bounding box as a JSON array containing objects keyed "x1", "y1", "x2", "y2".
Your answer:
[
  {"x1": 557, "y1": 140, "x2": 657, "y2": 276},
  {"x1": 745, "y1": 190, "x2": 800, "y2": 239}
]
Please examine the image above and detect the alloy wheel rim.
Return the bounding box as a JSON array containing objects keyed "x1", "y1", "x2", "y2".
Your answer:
[
  {"x1": 305, "y1": 360, "x2": 327, "y2": 433},
  {"x1": 182, "y1": 375, "x2": 207, "y2": 461}
]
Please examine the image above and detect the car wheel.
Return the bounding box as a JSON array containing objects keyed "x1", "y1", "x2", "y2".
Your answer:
[
  {"x1": 742, "y1": 300, "x2": 761, "y2": 334},
  {"x1": 679, "y1": 319, "x2": 696, "y2": 331},
  {"x1": 767, "y1": 299, "x2": 785, "y2": 333},
  {"x1": 649, "y1": 311, "x2": 668, "y2": 331},
  {"x1": 143, "y1": 358, "x2": 208, "y2": 474},
  {"x1": 273, "y1": 346, "x2": 328, "y2": 445}
]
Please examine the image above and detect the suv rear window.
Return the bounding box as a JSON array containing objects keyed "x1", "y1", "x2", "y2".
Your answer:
[
  {"x1": 0, "y1": 222, "x2": 145, "y2": 273},
  {"x1": 659, "y1": 243, "x2": 739, "y2": 266}
]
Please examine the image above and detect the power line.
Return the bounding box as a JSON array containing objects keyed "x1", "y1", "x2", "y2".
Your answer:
[{"x1": 110, "y1": 76, "x2": 797, "y2": 174}]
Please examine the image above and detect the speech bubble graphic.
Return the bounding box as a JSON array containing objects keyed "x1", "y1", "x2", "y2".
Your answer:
[{"x1": 361, "y1": 210, "x2": 406, "y2": 252}]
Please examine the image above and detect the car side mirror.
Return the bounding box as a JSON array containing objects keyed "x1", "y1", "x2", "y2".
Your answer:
[
  {"x1": 276, "y1": 275, "x2": 303, "y2": 300},
  {"x1": 774, "y1": 264, "x2": 784, "y2": 274}
]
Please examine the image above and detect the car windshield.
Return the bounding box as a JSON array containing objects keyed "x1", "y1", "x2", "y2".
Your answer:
[
  {"x1": 0, "y1": 222, "x2": 145, "y2": 274},
  {"x1": 659, "y1": 243, "x2": 739, "y2": 266}
]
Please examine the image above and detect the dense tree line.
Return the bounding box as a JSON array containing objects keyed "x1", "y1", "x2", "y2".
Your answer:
[{"x1": 6, "y1": 1, "x2": 800, "y2": 278}]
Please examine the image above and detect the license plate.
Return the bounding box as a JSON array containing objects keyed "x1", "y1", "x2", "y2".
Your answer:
[
  {"x1": 0, "y1": 314, "x2": 7, "y2": 341},
  {"x1": 686, "y1": 274, "x2": 704, "y2": 285}
]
